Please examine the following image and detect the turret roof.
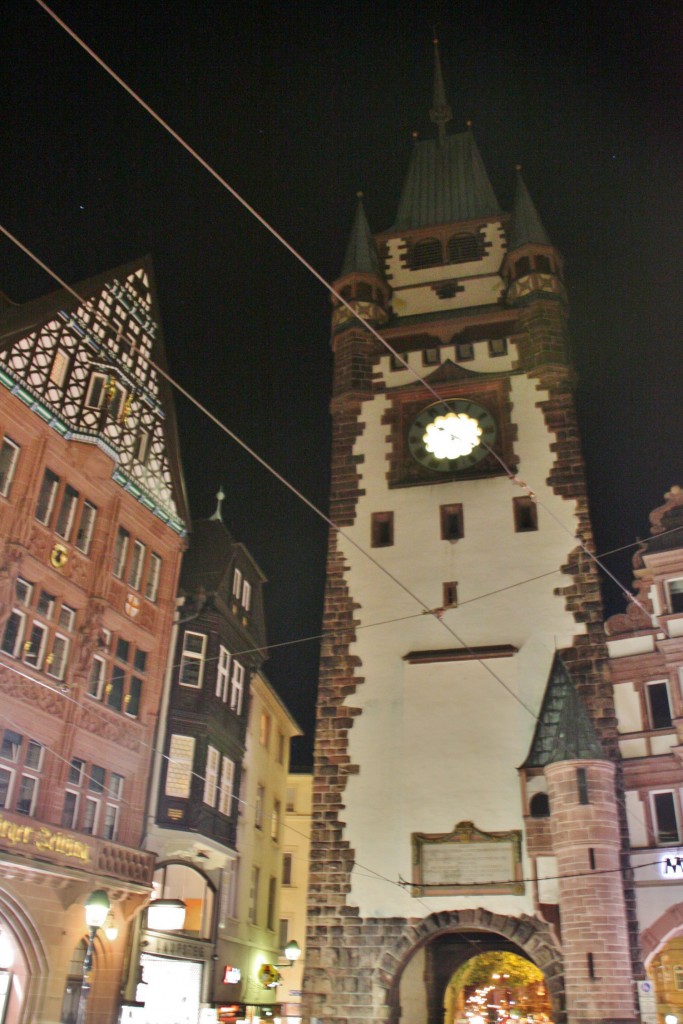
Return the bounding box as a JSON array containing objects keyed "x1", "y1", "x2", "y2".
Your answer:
[
  {"x1": 508, "y1": 169, "x2": 552, "y2": 249},
  {"x1": 522, "y1": 653, "x2": 605, "y2": 768},
  {"x1": 341, "y1": 193, "x2": 381, "y2": 277}
]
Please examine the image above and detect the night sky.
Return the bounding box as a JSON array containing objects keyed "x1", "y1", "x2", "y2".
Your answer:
[{"x1": 2, "y1": 1, "x2": 681, "y2": 765}]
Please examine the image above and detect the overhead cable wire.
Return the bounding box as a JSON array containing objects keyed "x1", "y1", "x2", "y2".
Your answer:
[{"x1": 32, "y1": 0, "x2": 654, "y2": 632}]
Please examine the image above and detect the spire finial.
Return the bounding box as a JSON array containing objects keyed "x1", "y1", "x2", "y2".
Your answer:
[
  {"x1": 209, "y1": 485, "x2": 225, "y2": 522},
  {"x1": 430, "y1": 34, "x2": 452, "y2": 143}
]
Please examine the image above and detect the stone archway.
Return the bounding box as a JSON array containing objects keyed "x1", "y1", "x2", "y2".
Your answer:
[
  {"x1": 641, "y1": 902, "x2": 683, "y2": 965},
  {"x1": 374, "y1": 908, "x2": 565, "y2": 1024},
  {"x1": 0, "y1": 885, "x2": 49, "y2": 1024}
]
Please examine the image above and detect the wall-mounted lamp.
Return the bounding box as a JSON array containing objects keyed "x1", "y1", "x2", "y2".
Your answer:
[
  {"x1": 104, "y1": 910, "x2": 118, "y2": 942},
  {"x1": 76, "y1": 889, "x2": 110, "y2": 1024},
  {"x1": 258, "y1": 940, "x2": 302, "y2": 989}
]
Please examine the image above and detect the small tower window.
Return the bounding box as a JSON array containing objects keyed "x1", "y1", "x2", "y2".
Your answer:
[
  {"x1": 422, "y1": 348, "x2": 440, "y2": 366},
  {"x1": 356, "y1": 282, "x2": 372, "y2": 302},
  {"x1": 443, "y1": 582, "x2": 458, "y2": 608},
  {"x1": 513, "y1": 496, "x2": 538, "y2": 532},
  {"x1": 535, "y1": 254, "x2": 552, "y2": 273},
  {"x1": 411, "y1": 238, "x2": 442, "y2": 269},
  {"x1": 529, "y1": 792, "x2": 550, "y2": 818},
  {"x1": 456, "y1": 342, "x2": 474, "y2": 362},
  {"x1": 577, "y1": 767, "x2": 589, "y2": 805},
  {"x1": 447, "y1": 232, "x2": 480, "y2": 264},
  {"x1": 515, "y1": 256, "x2": 531, "y2": 277},
  {"x1": 488, "y1": 338, "x2": 508, "y2": 357},
  {"x1": 371, "y1": 512, "x2": 394, "y2": 548}
]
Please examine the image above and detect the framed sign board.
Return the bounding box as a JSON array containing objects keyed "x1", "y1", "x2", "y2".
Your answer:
[{"x1": 412, "y1": 820, "x2": 524, "y2": 896}]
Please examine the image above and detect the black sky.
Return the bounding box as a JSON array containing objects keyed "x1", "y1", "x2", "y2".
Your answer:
[{"x1": 2, "y1": 1, "x2": 682, "y2": 765}]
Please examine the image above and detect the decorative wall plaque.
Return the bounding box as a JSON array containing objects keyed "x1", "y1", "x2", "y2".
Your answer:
[{"x1": 411, "y1": 820, "x2": 524, "y2": 896}]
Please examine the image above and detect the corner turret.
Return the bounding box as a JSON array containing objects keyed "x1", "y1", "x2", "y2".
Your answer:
[
  {"x1": 504, "y1": 167, "x2": 565, "y2": 304},
  {"x1": 331, "y1": 193, "x2": 389, "y2": 335}
]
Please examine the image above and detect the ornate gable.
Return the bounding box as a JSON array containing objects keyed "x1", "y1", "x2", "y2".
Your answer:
[{"x1": 0, "y1": 258, "x2": 188, "y2": 533}]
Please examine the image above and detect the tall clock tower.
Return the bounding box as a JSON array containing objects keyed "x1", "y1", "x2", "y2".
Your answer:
[{"x1": 304, "y1": 43, "x2": 638, "y2": 1024}]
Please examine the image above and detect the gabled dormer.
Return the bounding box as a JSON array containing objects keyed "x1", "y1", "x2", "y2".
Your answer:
[{"x1": 0, "y1": 256, "x2": 188, "y2": 533}]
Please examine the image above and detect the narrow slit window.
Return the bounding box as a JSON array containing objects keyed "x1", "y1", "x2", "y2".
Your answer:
[
  {"x1": 35, "y1": 470, "x2": 60, "y2": 525},
  {"x1": 488, "y1": 338, "x2": 508, "y2": 357},
  {"x1": 55, "y1": 486, "x2": 79, "y2": 541},
  {"x1": 577, "y1": 767, "x2": 589, "y2": 805},
  {"x1": 443, "y1": 582, "x2": 458, "y2": 608},
  {"x1": 647, "y1": 681, "x2": 673, "y2": 730},
  {"x1": 440, "y1": 504, "x2": 464, "y2": 541}
]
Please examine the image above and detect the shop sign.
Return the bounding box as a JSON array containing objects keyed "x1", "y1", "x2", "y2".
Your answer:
[
  {"x1": 660, "y1": 853, "x2": 683, "y2": 878},
  {"x1": 0, "y1": 814, "x2": 90, "y2": 862},
  {"x1": 223, "y1": 966, "x2": 241, "y2": 984},
  {"x1": 638, "y1": 980, "x2": 657, "y2": 1024}
]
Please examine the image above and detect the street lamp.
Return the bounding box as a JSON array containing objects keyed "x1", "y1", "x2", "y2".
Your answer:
[
  {"x1": 76, "y1": 889, "x2": 110, "y2": 1024},
  {"x1": 146, "y1": 897, "x2": 186, "y2": 931}
]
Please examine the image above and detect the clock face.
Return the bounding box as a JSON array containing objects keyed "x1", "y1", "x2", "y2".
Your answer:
[{"x1": 408, "y1": 399, "x2": 497, "y2": 472}]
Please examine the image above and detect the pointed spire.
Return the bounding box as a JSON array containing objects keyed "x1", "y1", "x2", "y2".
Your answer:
[
  {"x1": 522, "y1": 654, "x2": 605, "y2": 768},
  {"x1": 508, "y1": 166, "x2": 552, "y2": 250},
  {"x1": 209, "y1": 485, "x2": 225, "y2": 523},
  {"x1": 430, "y1": 35, "x2": 452, "y2": 143},
  {"x1": 340, "y1": 193, "x2": 381, "y2": 277}
]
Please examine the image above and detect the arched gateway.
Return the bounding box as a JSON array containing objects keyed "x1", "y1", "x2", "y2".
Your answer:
[{"x1": 374, "y1": 910, "x2": 564, "y2": 1024}]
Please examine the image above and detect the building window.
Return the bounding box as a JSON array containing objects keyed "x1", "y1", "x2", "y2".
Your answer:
[
  {"x1": 411, "y1": 238, "x2": 442, "y2": 269},
  {"x1": 371, "y1": 511, "x2": 394, "y2": 548},
  {"x1": 488, "y1": 338, "x2": 508, "y2": 357},
  {"x1": 88, "y1": 637, "x2": 146, "y2": 717},
  {"x1": 440, "y1": 503, "x2": 464, "y2": 541},
  {"x1": 216, "y1": 646, "x2": 231, "y2": 702},
  {"x1": 422, "y1": 347, "x2": 440, "y2": 366},
  {"x1": 128, "y1": 540, "x2": 146, "y2": 590},
  {"x1": 230, "y1": 660, "x2": 245, "y2": 714},
  {"x1": 587, "y1": 952, "x2": 596, "y2": 980},
  {"x1": 85, "y1": 373, "x2": 126, "y2": 420},
  {"x1": 166, "y1": 735, "x2": 196, "y2": 799},
  {"x1": 55, "y1": 486, "x2": 79, "y2": 541},
  {"x1": 668, "y1": 579, "x2": 683, "y2": 614},
  {"x1": 134, "y1": 429, "x2": 151, "y2": 464},
  {"x1": 232, "y1": 568, "x2": 243, "y2": 599},
  {"x1": 536, "y1": 254, "x2": 552, "y2": 273},
  {"x1": 647, "y1": 681, "x2": 673, "y2": 730},
  {"x1": 515, "y1": 256, "x2": 531, "y2": 277},
  {"x1": 271, "y1": 800, "x2": 281, "y2": 842},
  {"x1": 0, "y1": 579, "x2": 75, "y2": 680},
  {"x1": 241, "y1": 580, "x2": 251, "y2": 612},
  {"x1": 529, "y1": 792, "x2": 550, "y2": 817},
  {"x1": 286, "y1": 787, "x2": 296, "y2": 813},
  {"x1": 448, "y1": 232, "x2": 480, "y2": 263},
  {"x1": 145, "y1": 553, "x2": 162, "y2": 602},
  {"x1": 443, "y1": 582, "x2": 458, "y2": 608},
  {"x1": 255, "y1": 784, "x2": 265, "y2": 829},
  {"x1": 203, "y1": 745, "x2": 220, "y2": 807},
  {"x1": 389, "y1": 352, "x2": 405, "y2": 371},
  {"x1": 456, "y1": 341, "x2": 474, "y2": 362},
  {"x1": 653, "y1": 791, "x2": 680, "y2": 845},
  {"x1": 218, "y1": 757, "x2": 235, "y2": 816},
  {"x1": 59, "y1": 760, "x2": 122, "y2": 838},
  {"x1": 179, "y1": 631, "x2": 207, "y2": 688},
  {"x1": 112, "y1": 527, "x2": 129, "y2": 578},
  {"x1": 0, "y1": 437, "x2": 20, "y2": 497},
  {"x1": 276, "y1": 731, "x2": 285, "y2": 765},
  {"x1": 75, "y1": 501, "x2": 97, "y2": 555},
  {"x1": 513, "y1": 496, "x2": 538, "y2": 532},
  {"x1": 0, "y1": 731, "x2": 43, "y2": 817},
  {"x1": 577, "y1": 767, "x2": 589, "y2": 805},
  {"x1": 674, "y1": 965, "x2": 683, "y2": 991},
  {"x1": 267, "y1": 876, "x2": 277, "y2": 931},
  {"x1": 260, "y1": 712, "x2": 271, "y2": 749},
  {"x1": 35, "y1": 469, "x2": 60, "y2": 525},
  {"x1": 282, "y1": 853, "x2": 293, "y2": 886},
  {"x1": 278, "y1": 918, "x2": 289, "y2": 950},
  {"x1": 248, "y1": 866, "x2": 260, "y2": 925}
]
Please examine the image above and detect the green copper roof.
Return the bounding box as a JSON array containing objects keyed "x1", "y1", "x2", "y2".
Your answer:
[
  {"x1": 341, "y1": 193, "x2": 381, "y2": 277},
  {"x1": 393, "y1": 129, "x2": 501, "y2": 230},
  {"x1": 508, "y1": 170, "x2": 551, "y2": 250},
  {"x1": 522, "y1": 654, "x2": 605, "y2": 768}
]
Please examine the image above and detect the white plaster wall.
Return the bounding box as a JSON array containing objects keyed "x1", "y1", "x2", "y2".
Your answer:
[
  {"x1": 626, "y1": 791, "x2": 649, "y2": 848},
  {"x1": 613, "y1": 682, "x2": 642, "y2": 733},
  {"x1": 339, "y1": 373, "x2": 583, "y2": 918},
  {"x1": 385, "y1": 224, "x2": 506, "y2": 318},
  {"x1": 398, "y1": 947, "x2": 428, "y2": 1024},
  {"x1": 537, "y1": 856, "x2": 559, "y2": 904}
]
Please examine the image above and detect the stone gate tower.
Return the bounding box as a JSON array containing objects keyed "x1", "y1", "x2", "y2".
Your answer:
[{"x1": 304, "y1": 42, "x2": 637, "y2": 1024}]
